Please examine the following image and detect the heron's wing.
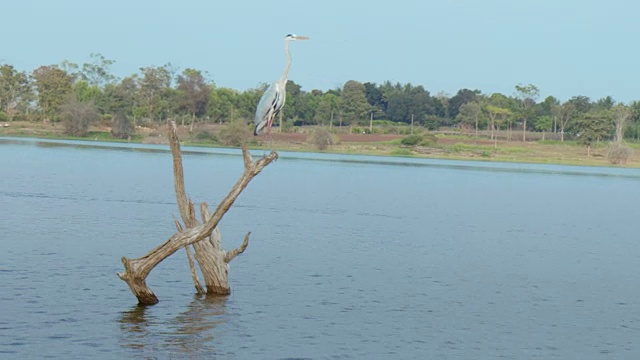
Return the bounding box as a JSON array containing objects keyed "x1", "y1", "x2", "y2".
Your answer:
[{"x1": 254, "y1": 82, "x2": 280, "y2": 135}]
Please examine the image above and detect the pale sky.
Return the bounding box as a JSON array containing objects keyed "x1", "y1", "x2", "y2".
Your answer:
[{"x1": 3, "y1": 0, "x2": 640, "y2": 102}]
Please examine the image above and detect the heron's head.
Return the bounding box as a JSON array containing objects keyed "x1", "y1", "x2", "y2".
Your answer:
[{"x1": 285, "y1": 34, "x2": 310, "y2": 41}]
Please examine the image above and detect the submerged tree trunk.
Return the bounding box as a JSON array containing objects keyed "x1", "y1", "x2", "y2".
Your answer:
[{"x1": 118, "y1": 121, "x2": 278, "y2": 305}]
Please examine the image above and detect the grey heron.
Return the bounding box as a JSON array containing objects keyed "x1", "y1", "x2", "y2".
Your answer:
[{"x1": 254, "y1": 34, "x2": 309, "y2": 138}]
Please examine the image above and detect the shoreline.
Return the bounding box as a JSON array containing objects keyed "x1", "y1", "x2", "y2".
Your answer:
[{"x1": 2, "y1": 122, "x2": 640, "y2": 169}]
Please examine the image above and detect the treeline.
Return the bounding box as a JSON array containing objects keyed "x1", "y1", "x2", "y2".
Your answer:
[{"x1": 2, "y1": 54, "x2": 640, "y2": 144}]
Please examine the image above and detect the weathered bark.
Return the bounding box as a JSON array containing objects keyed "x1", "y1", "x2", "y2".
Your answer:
[
  {"x1": 118, "y1": 121, "x2": 278, "y2": 305},
  {"x1": 174, "y1": 219, "x2": 205, "y2": 295},
  {"x1": 168, "y1": 123, "x2": 227, "y2": 294}
]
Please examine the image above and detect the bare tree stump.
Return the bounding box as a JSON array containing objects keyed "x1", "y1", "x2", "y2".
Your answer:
[{"x1": 117, "y1": 121, "x2": 277, "y2": 305}]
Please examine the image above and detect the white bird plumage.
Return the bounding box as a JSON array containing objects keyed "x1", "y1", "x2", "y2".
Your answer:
[{"x1": 254, "y1": 34, "x2": 309, "y2": 136}]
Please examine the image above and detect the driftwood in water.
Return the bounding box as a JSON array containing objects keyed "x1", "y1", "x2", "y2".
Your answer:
[{"x1": 118, "y1": 122, "x2": 277, "y2": 305}]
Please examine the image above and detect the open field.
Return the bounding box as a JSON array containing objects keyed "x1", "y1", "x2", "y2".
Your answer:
[{"x1": 2, "y1": 121, "x2": 640, "y2": 168}]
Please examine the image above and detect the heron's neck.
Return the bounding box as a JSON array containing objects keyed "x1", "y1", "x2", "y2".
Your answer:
[{"x1": 281, "y1": 39, "x2": 292, "y2": 84}]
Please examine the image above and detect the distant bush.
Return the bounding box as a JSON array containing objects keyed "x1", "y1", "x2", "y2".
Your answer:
[
  {"x1": 400, "y1": 134, "x2": 422, "y2": 146},
  {"x1": 61, "y1": 98, "x2": 99, "y2": 137},
  {"x1": 400, "y1": 133, "x2": 437, "y2": 147},
  {"x1": 219, "y1": 120, "x2": 250, "y2": 147},
  {"x1": 111, "y1": 111, "x2": 134, "y2": 139},
  {"x1": 307, "y1": 127, "x2": 335, "y2": 150},
  {"x1": 194, "y1": 130, "x2": 219, "y2": 143},
  {"x1": 607, "y1": 142, "x2": 631, "y2": 165},
  {"x1": 419, "y1": 134, "x2": 437, "y2": 146},
  {"x1": 0, "y1": 111, "x2": 8, "y2": 122},
  {"x1": 424, "y1": 115, "x2": 441, "y2": 131},
  {"x1": 351, "y1": 126, "x2": 365, "y2": 134},
  {"x1": 390, "y1": 148, "x2": 413, "y2": 156},
  {"x1": 11, "y1": 112, "x2": 30, "y2": 122}
]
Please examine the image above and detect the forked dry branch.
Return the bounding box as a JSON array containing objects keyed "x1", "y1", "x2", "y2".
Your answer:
[{"x1": 117, "y1": 121, "x2": 277, "y2": 305}]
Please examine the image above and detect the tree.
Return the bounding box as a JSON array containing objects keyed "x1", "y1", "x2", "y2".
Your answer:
[
  {"x1": 209, "y1": 87, "x2": 239, "y2": 124},
  {"x1": 434, "y1": 91, "x2": 450, "y2": 119},
  {"x1": 340, "y1": 80, "x2": 370, "y2": 126},
  {"x1": 294, "y1": 91, "x2": 319, "y2": 125},
  {"x1": 610, "y1": 104, "x2": 630, "y2": 143},
  {"x1": 540, "y1": 96, "x2": 560, "y2": 132},
  {"x1": 485, "y1": 104, "x2": 512, "y2": 148},
  {"x1": 32, "y1": 65, "x2": 74, "y2": 123},
  {"x1": 278, "y1": 80, "x2": 318, "y2": 125},
  {"x1": 279, "y1": 80, "x2": 302, "y2": 121},
  {"x1": 594, "y1": 96, "x2": 615, "y2": 111},
  {"x1": 138, "y1": 65, "x2": 172, "y2": 122},
  {"x1": 456, "y1": 101, "x2": 483, "y2": 138},
  {"x1": 568, "y1": 95, "x2": 592, "y2": 114},
  {"x1": 487, "y1": 92, "x2": 513, "y2": 108},
  {"x1": 237, "y1": 85, "x2": 265, "y2": 121},
  {"x1": 313, "y1": 93, "x2": 342, "y2": 127},
  {"x1": 385, "y1": 83, "x2": 433, "y2": 124},
  {"x1": 80, "y1": 53, "x2": 116, "y2": 88},
  {"x1": 103, "y1": 76, "x2": 139, "y2": 120},
  {"x1": 554, "y1": 102, "x2": 576, "y2": 142},
  {"x1": 514, "y1": 84, "x2": 539, "y2": 142},
  {"x1": 607, "y1": 104, "x2": 632, "y2": 164},
  {"x1": 628, "y1": 100, "x2": 640, "y2": 141},
  {"x1": 118, "y1": 122, "x2": 278, "y2": 305},
  {"x1": 363, "y1": 82, "x2": 385, "y2": 116},
  {"x1": 573, "y1": 110, "x2": 613, "y2": 155},
  {"x1": 448, "y1": 89, "x2": 478, "y2": 119},
  {"x1": 176, "y1": 68, "x2": 212, "y2": 129},
  {"x1": 73, "y1": 80, "x2": 102, "y2": 103},
  {"x1": 0, "y1": 64, "x2": 31, "y2": 121},
  {"x1": 534, "y1": 115, "x2": 553, "y2": 140}
]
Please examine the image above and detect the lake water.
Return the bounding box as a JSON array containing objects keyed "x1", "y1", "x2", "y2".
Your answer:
[{"x1": 1, "y1": 137, "x2": 640, "y2": 359}]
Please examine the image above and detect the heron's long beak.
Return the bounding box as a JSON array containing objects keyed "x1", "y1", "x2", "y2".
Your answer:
[{"x1": 295, "y1": 36, "x2": 310, "y2": 40}]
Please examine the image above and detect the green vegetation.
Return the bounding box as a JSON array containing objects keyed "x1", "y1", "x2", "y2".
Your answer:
[
  {"x1": 400, "y1": 134, "x2": 422, "y2": 146},
  {"x1": 390, "y1": 148, "x2": 414, "y2": 157},
  {"x1": 400, "y1": 133, "x2": 436, "y2": 147},
  {"x1": 2, "y1": 55, "x2": 640, "y2": 167},
  {"x1": 218, "y1": 120, "x2": 251, "y2": 147}
]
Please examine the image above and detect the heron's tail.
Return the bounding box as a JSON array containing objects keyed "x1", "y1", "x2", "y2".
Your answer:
[{"x1": 254, "y1": 121, "x2": 266, "y2": 136}]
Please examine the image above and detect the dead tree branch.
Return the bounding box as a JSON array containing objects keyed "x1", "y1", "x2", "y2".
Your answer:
[
  {"x1": 175, "y1": 218, "x2": 205, "y2": 295},
  {"x1": 118, "y1": 122, "x2": 277, "y2": 305},
  {"x1": 225, "y1": 232, "x2": 251, "y2": 263}
]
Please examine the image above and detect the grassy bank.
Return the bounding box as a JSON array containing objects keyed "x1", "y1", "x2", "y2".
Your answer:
[{"x1": 2, "y1": 121, "x2": 639, "y2": 168}]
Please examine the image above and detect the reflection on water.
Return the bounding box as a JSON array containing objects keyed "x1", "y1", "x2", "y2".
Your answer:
[
  {"x1": 2, "y1": 137, "x2": 640, "y2": 358},
  {"x1": 5, "y1": 136, "x2": 640, "y2": 179},
  {"x1": 119, "y1": 295, "x2": 228, "y2": 357},
  {"x1": 119, "y1": 305, "x2": 150, "y2": 350}
]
